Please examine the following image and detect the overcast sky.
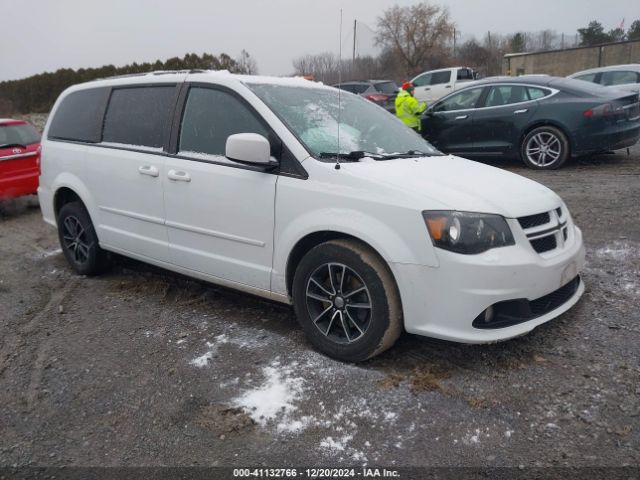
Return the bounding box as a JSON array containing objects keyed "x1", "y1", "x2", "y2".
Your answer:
[{"x1": 2, "y1": 0, "x2": 637, "y2": 81}]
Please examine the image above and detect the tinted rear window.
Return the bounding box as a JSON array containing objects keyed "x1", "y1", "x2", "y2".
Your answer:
[
  {"x1": 549, "y1": 78, "x2": 613, "y2": 97},
  {"x1": 48, "y1": 88, "x2": 110, "y2": 142},
  {"x1": 102, "y1": 86, "x2": 176, "y2": 148},
  {"x1": 0, "y1": 124, "x2": 40, "y2": 146},
  {"x1": 373, "y1": 81, "x2": 398, "y2": 94}
]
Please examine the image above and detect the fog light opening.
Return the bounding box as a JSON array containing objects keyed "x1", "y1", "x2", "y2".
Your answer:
[{"x1": 483, "y1": 305, "x2": 494, "y2": 323}]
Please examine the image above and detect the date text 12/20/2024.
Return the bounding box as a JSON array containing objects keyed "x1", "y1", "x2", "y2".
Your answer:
[{"x1": 233, "y1": 468, "x2": 400, "y2": 478}]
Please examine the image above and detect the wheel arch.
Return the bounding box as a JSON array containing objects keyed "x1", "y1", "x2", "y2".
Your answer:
[
  {"x1": 520, "y1": 120, "x2": 574, "y2": 155},
  {"x1": 285, "y1": 231, "x2": 398, "y2": 300}
]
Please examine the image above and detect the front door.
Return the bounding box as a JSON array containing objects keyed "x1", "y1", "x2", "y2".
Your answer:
[
  {"x1": 422, "y1": 87, "x2": 486, "y2": 154},
  {"x1": 163, "y1": 86, "x2": 277, "y2": 291}
]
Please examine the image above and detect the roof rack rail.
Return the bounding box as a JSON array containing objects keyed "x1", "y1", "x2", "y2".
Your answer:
[{"x1": 96, "y1": 69, "x2": 210, "y2": 81}]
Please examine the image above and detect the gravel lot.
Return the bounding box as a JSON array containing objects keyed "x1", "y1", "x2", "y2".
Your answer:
[{"x1": 0, "y1": 143, "x2": 639, "y2": 470}]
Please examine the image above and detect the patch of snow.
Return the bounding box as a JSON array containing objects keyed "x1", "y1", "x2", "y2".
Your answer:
[
  {"x1": 42, "y1": 248, "x2": 62, "y2": 257},
  {"x1": 190, "y1": 350, "x2": 214, "y2": 368},
  {"x1": 319, "y1": 435, "x2": 353, "y2": 452},
  {"x1": 233, "y1": 364, "x2": 304, "y2": 427}
]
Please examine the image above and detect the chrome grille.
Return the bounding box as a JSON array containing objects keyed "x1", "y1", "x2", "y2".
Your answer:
[{"x1": 518, "y1": 207, "x2": 568, "y2": 255}]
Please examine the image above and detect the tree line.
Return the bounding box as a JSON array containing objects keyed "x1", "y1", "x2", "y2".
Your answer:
[
  {"x1": 0, "y1": 51, "x2": 257, "y2": 115},
  {"x1": 292, "y1": 2, "x2": 640, "y2": 84}
]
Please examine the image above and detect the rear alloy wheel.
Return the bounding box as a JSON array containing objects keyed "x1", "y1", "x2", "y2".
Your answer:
[
  {"x1": 521, "y1": 126, "x2": 569, "y2": 170},
  {"x1": 292, "y1": 239, "x2": 402, "y2": 362},
  {"x1": 57, "y1": 202, "x2": 109, "y2": 276}
]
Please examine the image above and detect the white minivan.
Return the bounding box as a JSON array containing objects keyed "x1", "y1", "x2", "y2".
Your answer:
[{"x1": 38, "y1": 70, "x2": 585, "y2": 362}]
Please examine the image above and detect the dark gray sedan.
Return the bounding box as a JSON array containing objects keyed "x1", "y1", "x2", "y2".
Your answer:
[{"x1": 421, "y1": 75, "x2": 640, "y2": 169}]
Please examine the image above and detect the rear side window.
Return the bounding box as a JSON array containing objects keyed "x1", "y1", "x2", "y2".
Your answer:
[
  {"x1": 373, "y1": 82, "x2": 398, "y2": 94},
  {"x1": 430, "y1": 71, "x2": 452, "y2": 85},
  {"x1": 48, "y1": 88, "x2": 109, "y2": 143},
  {"x1": 178, "y1": 87, "x2": 269, "y2": 157},
  {"x1": 457, "y1": 69, "x2": 473, "y2": 81},
  {"x1": 485, "y1": 86, "x2": 529, "y2": 107},
  {"x1": 102, "y1": 86, "x2": 176, "y2": 148},
  {"x1": 0, "y1": 124, "x2": 40, "y2": 146},
  {"x1": 347, "y1": 84, "x2": 369, "y2": 94},
  {"x1": 527, "y1": 87, "x2": 552, "y2": 100},
  {"x1": 602, "y1": 71, "x2": 640, "y2": 86}
]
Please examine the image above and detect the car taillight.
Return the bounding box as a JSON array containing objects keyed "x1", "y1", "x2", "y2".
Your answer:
[
  {"x1": 366, "y1": 94, "x2": 388, "y2": 102},
  {"x1": 583, "y1": 103, "x2": 612, "y2": 117}
]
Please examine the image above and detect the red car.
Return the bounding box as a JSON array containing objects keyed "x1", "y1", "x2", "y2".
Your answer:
[{"x1": 0, "y1": 119, "x2": 41, "y2": 199}]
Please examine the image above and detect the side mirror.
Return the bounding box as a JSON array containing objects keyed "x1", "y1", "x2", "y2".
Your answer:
[{"x1": 225, "y1": 133, "x2": 276, "y2": 167}]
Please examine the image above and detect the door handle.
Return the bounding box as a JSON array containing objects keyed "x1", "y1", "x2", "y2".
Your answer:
[
  {"x1": 455, "y1": 115, "x2": 468, "y2": 120},
  {"x1": 138, "y1": 165, "x2": 159, "y2": 177},
  {"x1": 513, "y1": 109, "x2": 529, "y2": 114},
  {"x1": 445, "y1": 85, "x2": 452, "y2": 88},
  {"x1": 167, "y1": 169, "x2": 191, "y2": 182}
]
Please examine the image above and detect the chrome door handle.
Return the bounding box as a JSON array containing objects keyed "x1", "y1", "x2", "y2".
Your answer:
[
  {"x1": 138, "y1": 165, "x2": 159, "y2": 177},
  {"x1": 167, "y1": 169, "x2": 191, "y2": 182},
  {"x1": 455, "y1": 115, "x2": 468, "y2": 120},
  {"x1": 514, "y1": 109, "x2": 529, "y2": 114}
]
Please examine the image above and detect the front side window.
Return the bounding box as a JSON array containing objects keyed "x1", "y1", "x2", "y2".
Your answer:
[
  {"x1": 102, "y1": 86, "x2": 176, "y2": 149},
  {"x1": 574, "y1": 73, "x2": 598, "y2": 83},
  {"x1": 433, "y1": 88, "x2": 484, "y2": 112},
  {"x1": 602, "y1": 71, "x2": 640, "y2": 86},
  {"x1": 412, "y1": 74, "x2": 432, "y2": 87},
  {"x1": 247, "y1": 83, "x2": 439, "y2": 158},
  {"x1": 485, "y1": 85, "x2": 529, "y2": 107},
  {"x1": 179, "y1": 87, "x2": 269, "y2": 157}
]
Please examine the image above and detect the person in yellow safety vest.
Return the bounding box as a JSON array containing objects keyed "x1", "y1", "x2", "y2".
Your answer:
[{"x1": 395, "y1": 81, "x2": 427, "y2": 132}]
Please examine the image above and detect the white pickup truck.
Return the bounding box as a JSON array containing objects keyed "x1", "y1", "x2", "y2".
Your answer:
[{"x1": 411, "y1": 66, "x2": 477, "y2": 104}]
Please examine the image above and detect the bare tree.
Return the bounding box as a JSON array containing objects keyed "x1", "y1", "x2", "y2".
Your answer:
[
  {"x1": 236, "y1": 50, "x2": 258, "y2": 75},
  {"x1": 375, "y1": 2, "x2": 454, "y2": 77}
]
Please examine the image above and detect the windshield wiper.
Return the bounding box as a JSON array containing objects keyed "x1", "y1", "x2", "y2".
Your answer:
[
  {"x1": 380, "y1": 150, "x2": 444, "y2": 159},
  {"x1": 318, "y1": 149, "x2": 444, "y2": 161},
  {"x1": 318, "y1": 151, "x2": 386, "y2": 160},
  {"x1": 0, "y1": 143, "x2": 27, "y2": 149}
]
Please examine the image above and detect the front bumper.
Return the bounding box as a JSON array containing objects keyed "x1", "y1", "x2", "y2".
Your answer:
[{"x1": 392, "y1": 225, "x2": 586, "y2": 343}]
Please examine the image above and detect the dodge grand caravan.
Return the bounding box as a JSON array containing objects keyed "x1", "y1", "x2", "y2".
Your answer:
[{"x1": 38, "y1": 71, "x2": 586, "y2": 362}]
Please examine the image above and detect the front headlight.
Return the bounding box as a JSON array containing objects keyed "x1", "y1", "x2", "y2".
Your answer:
[{"x1": 423, "y1": 211, "x2": 515, "y2": 254}]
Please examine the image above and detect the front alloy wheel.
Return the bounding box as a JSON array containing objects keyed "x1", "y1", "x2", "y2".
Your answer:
[
  {"x1": 306, "y1": 262, "x2": 372, "y2": 344},
  {"x1": 292, "y1": 239, "x2": 402, "y2": 362}
]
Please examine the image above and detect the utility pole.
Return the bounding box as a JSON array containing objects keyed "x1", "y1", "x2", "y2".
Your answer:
[
  {"x1": 453, "y1": 28, "x2": 457, "y2": 58},
  {"x1": 352, "y1": 20, "x2": 357, "y2": 64}
]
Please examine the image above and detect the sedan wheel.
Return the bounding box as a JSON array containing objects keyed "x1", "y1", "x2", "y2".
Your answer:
[{"x1": 521, "y1": 126, "x2": 569, "y2": 170}]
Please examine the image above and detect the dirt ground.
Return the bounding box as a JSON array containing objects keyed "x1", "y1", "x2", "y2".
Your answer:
[{"x1": 0, "y1": 146, "x2": 639, "y2": 470}]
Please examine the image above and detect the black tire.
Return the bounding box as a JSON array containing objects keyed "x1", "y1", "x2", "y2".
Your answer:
[
  {"x1": 57, "y1": 202, "x2": 109, "y2": 276},
  {"x1": 520, "y1": 126, "x2": 570, "y2": 170},
  {"x1": 292, "y1": 239, "x2": 402, "y2": 362}
]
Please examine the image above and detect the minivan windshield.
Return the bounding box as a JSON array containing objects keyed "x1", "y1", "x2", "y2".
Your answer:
[{"x1": 247, "y1": 83, "x2": 440, "y2": 160}]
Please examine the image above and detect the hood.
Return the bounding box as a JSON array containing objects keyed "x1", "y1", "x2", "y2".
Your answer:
[{"x1": 341, "y1": 155, "x2": 561, "y2": 218}]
